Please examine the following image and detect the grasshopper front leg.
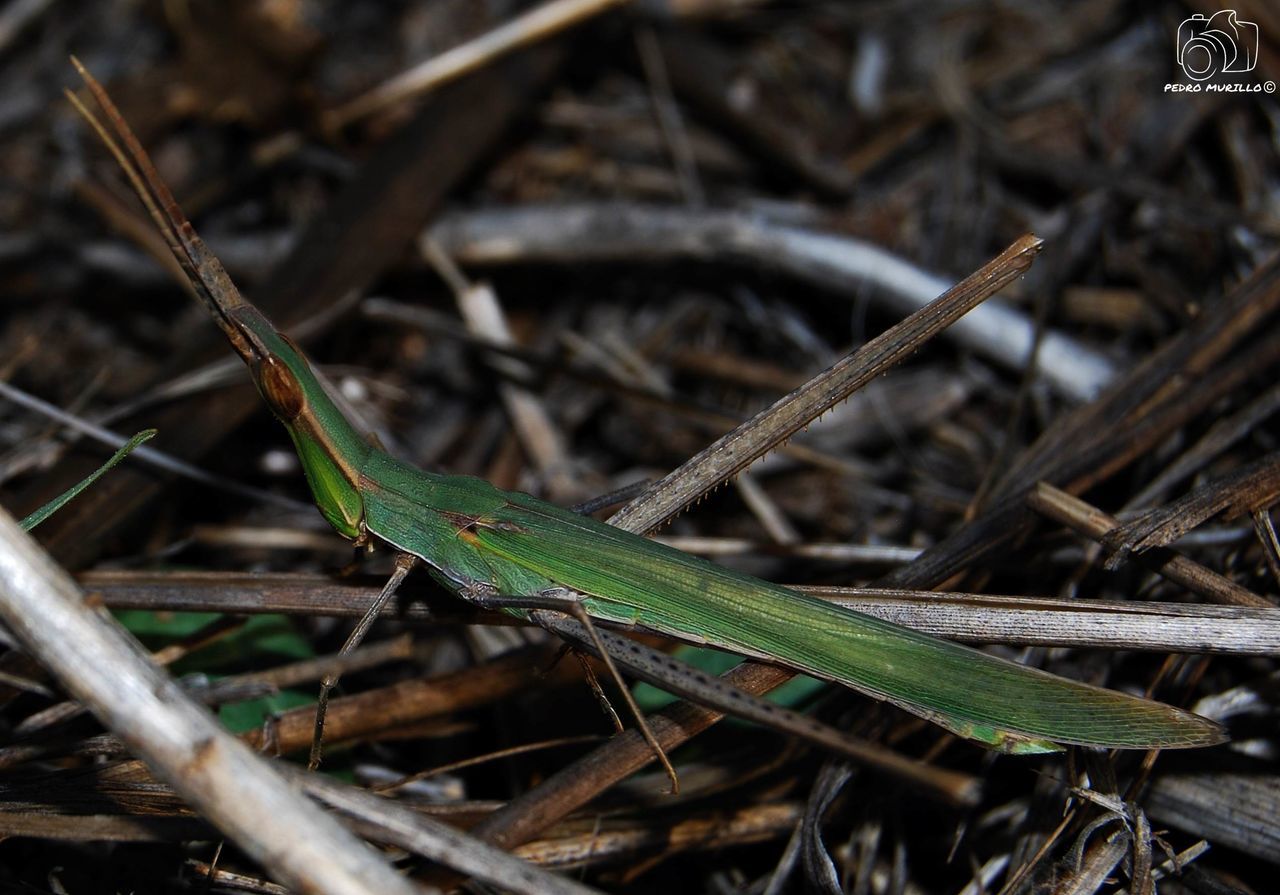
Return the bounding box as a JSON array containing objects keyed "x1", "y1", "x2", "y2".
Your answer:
[{"x1": 310, "y1": 552, "x2": 419, "y2": 770}]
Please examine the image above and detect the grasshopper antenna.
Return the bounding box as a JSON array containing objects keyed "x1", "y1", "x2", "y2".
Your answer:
[{"x1": 66, "y1": 57, "x2": 259, "y2": 362}]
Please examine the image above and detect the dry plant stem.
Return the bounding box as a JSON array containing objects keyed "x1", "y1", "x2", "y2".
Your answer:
[
  {"x1": 470, "y1": 591, "x2": 680, "y2": 793},
  {"x1": 1125, "y1": 381, "x2": 1280, "y2": 510},
  {"x1": 14, "y1": 615, "x2": 248, "y2": 739},
  {"x1": 80, "y1": 569, "x2": 488, "y2": 623},
  {"x1": 734, "y1": 472, "x2": 802, "y2": 544},
  {"x1": 1254, "y1": 508, "x2": 1280, "y2": 588},
  {"x1": 652, "y1": 29, "x2": 854, "y2": 198},
  {"x1": 1, "y1": 637, "x2": 424, "y2": 744},
  {"x1": 83, "y1": 570, "x2": 1280, "y2": 654},
  {"x1": 0, "y1": 0, "x2": 53, "y2": 55},
  {"x1": 0, "y1": 649, "x2": 576, "y2": 801},
  {"x1": 1146, "y1": 771, "x2": 1280, "y2": 864},
  {"x1": 656, "y1": 535, "x2": 916, "y2": 563},
  {"x1": 326, "y1": 0, "x2": 627, "y2": 128},
  {"x1": 75, "y1": 177, "x2": 191, "y2": 288},
  {"x1": 360, "y1": 295, "x2": 909, "y2": 477},
  {"x1": 1115, "y1": 841, "x2": 1211, "y2": 895},
  {"x1": 281, "y1": 766, "x2": 606, "y2": 895},
  {"x1": 963, "y1": 854, "x2": 1013, "y2": 895},
  {"x1": 188, "y1": 862, "x2": 288, "y2": 895},
  {"x1": 228, "y1": 634, "x2": 415, "y2": 694},
  {"x1": 550, "y1": 604, "x2": 680, "y2": 793},
  {"x1": 374, "y1": 735, "x2": 605, "y2": 794},
  {"x1": 244, "y1": 646, "x2": 569, "y2": 755},
  {"x1": 885, "y1": 251, "x2": 1280, "y2": 590},
  {"x1": 635, "y1": 25, "x2": 705, "y2": 206},
  {"x1": 0, "y1": 812, "x2": 211, "y2": 843},
  {"x1": 647, "y1": 0, "x2": 773, "y2": 16},
  {"x1": 610, "y1": 232, "x2": 1044, "y2": 533},
  {"x1": 1131, "y1": 811, "x2": 1156, "y2": 895},
  {"x1": 530, "y1": 611, "x2": 977, "y2": 803},
  {"x1": 512, "y1": 802, "x2": 804, "y2": 869},
  {"x1": 811, "y1": 587, "x2": 1280, "y2": 654},
  {"x1": 0, "y1": 510, "x2": 417, "y2": 895},
  {"x1": 1054, "y1": 833, "x2": 1130, "y2": 895},
  {"x1": 1028, "y1": 482, "x2": 1271, "y2": 609},
  {"x1": 422, "y1": 235, "x2": 574, "y2": 498},
  {"x1": 1003, "y1": 253, "x2": 1280, "y2": 501},
  {"x1": 1107, "y1": 451, "x2": 1280, "y2": 557},
  {"x1": 431, "y1": 205, "x2": 1109, "y2": 399}
]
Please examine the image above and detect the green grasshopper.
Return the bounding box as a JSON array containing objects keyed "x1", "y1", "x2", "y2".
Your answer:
[{"x1": 68, "y1": 61, "x2": 1223, "y2": 796}]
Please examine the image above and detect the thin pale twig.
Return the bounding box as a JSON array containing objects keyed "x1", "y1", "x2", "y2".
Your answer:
[
  {"x1": 423, "y1": 235, "x2": 576, "y2": 498},
  {"x1": 0, "y1": 380, "x2": 311, "y2": 513},
  {"x1": 82, "y1": 568, "x2": 1280, "y2": 654},
  {"x1": 326, "y1": 0, "x2": 627, "y2": 128},
  {"x1": 431, "y1": 205, "x2": 1107, "y2": 398},
  {"x1": 281, "y1": 764, "x2": 607, "y2": 895},
  {"x1": 0, "y1": 507, "x2": 417, "y2": 895}
]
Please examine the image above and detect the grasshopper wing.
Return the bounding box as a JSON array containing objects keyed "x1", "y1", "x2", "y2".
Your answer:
[{"x1": 470, "y1": 491, "x2": 1224, "y2": 752}]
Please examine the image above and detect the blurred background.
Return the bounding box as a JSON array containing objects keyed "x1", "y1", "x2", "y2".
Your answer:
[{"x1": 0, "y1": 1, "x2": 1277, "y2": 893}]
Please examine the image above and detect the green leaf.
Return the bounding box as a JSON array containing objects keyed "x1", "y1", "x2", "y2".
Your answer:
[
  {"x1": 116, "y1": 611, "x2": 313, "y2": 671},
  {"x1": 20, "y1": 429, "x2": 157, "y2": 531},
  {"x1": 218, "y1": 687, "x2": 315, "y2": 734}
]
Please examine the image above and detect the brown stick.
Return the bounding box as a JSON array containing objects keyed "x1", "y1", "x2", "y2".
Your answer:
[
  {"x1": 1027, "y1": 482, "x2": 1271, "y2": 609},
  {"x1": 610, "y1": 233, "x2": 1044, "y2": 534}
]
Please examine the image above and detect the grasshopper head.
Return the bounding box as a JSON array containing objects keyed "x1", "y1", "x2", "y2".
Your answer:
[
  {"x1": 221, "y1": 302, "x2": 373, "y2": 541},
  {"x1": 222, "y1": 303, "x2": 311, "y2": 423},
  {"x1": 68, "y1": 60, "x2": 371, "y2": 541}
]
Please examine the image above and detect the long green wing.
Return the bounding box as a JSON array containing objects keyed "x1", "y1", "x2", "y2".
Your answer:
[
  {"x1": 358, "y1": 454, "x2": 1222, "y2": 752},
  {"x1": 465, "y1": 490, "x2": 1222, "y2": 752}
]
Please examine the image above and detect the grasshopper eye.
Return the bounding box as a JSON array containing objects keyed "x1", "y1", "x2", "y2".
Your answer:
[{"x1": 259, "y1": 355, "x2": 305, "y2": 420}]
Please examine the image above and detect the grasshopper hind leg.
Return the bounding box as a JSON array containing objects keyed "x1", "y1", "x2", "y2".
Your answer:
[{"x1": 464, "y1": 586, "x2": 680, "y2": 795}]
